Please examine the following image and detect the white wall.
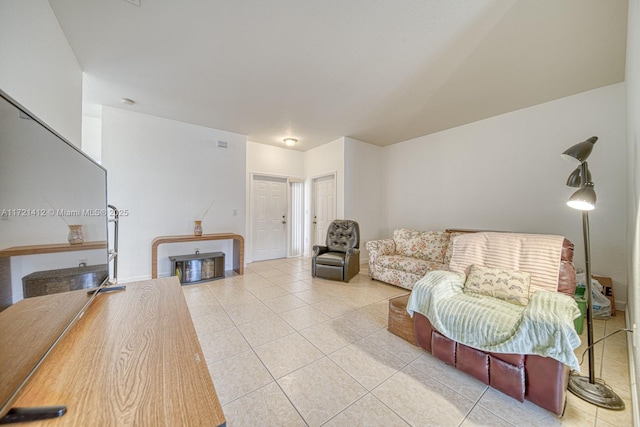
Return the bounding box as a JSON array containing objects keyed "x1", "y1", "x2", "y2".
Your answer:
[
  {"x1": 82, "y1": 115, "x2": 102, "y2": 163},
  {"x1": 626, "y1": 0, "x2": 640, "y2": 414},
  {"x1": 383, "y1": 83, "x2": 628, "y2": 308},
  {"x1": 303, "y1": 137, "x2": 345, "y2": 255},
  {"x1": 101, "y1": 107, "x2": 246, "y2": 282},
  {"x1": 0, "y1": 0, "x2": 82, "y2": 145},
  {"x1": 344, "y1": 137, "x2": 384, "y2": 262},
  {"x1": 245, "y1": 141, "x2": 305, "y2": 262}
]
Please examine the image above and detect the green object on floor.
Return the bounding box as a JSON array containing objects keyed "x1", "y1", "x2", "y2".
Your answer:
[{"x1": 574, "y1": 296, "x2": 586, "y2": 334}]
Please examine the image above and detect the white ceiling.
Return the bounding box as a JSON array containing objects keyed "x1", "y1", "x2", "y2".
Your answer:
[{"x1": 48, "y1": 0, "x2": 628, "y2": 151}]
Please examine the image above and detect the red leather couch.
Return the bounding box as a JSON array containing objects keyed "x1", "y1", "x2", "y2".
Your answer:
[{"x1": 413, "y1": 238, "x2": 577, "y2": 416}]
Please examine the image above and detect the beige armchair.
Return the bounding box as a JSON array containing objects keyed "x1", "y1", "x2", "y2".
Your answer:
[{"x1": 312, "y1": 220, "x2": 360, "y2": 282}]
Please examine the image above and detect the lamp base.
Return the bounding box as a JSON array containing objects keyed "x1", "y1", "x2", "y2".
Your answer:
[{"x1": 568, "y1": 374, "x2": 625, "y2": 410}]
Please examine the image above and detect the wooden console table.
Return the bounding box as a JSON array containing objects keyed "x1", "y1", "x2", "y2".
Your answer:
[
  {"x1": 151, "y1": 233, "x2": 244, "y2": 278},
  {"x1": 9, "y1": 277, "x2": 226, "y2": 426}
]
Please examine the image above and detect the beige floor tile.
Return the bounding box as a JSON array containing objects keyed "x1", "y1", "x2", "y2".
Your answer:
[
  {"x1": 237, "y1": 314, "x2": 295, "y2": 347},
  {"x1": 279, "y1": 305, "x2": 331, "y2": 330},
  {"x1": 263, "y1": 294, "x2": 309, "y2": 313},
  {"x1": 373, "y1": 365, "x2": 474, "y2": 426},
  {"x1": 240, "y1": 278, "x2": 279, "y2": 291},
  {"x1": 222, "y1": 382, "x2": 306, "y2": 427},
  {"x1": 410, "y1": 352, "x2": 487, "y2": 401},
  {"x1": 258, "y1": 269, "x2": 288, "y2": 278},
  {"x1": 299, "y1": 319, "x2": 362, "y2": 355},
  {"x1": 334, "y1": 309, "x2": 387, "y2": 337},
  {"x1": 562, "y1": 392, "x2": 598, "y2": 426},
  {"x1": 254, "y1": 333, "x2": 323, "y2": 378},
  {"x1": 595, "y1": 393, "x2": 634, "y2": 427},
  {"x1": 366, "y1": 329, "x2": 423, "y2": 364},
  {"x1": 359, "y1": 300, "x2": 390, "y2": 319},
  {"x1": 191, "y1": 310, "x2": 235, "y2": 338},
  {"x1": 312, "y1": 298, "x2": 357, "y2": 318},
  {"x1": 199, "y1": 326, "x2": 250, "y2": 364},
  {"x1": 476, "y1": 387, "x2": 565, "y2": 426},
  {"x1": 293, "y1": 288, "x2": 334, "y2": 304},
  {"x1": 276, "y1": 279, "x2": 315, "y2": 293},
  {"x1": 266, "y1": 273, "x2": 301, "y2": 286},
  {"x1": 460, "y1": 405, "x2": 514, "y2": 427},
  {"x1": 278, "y1": 357, "x2": 367, "y2": 427},
  {"x1": 248, "y1": 285, "x2": 290, "y2": 301},
  {"x1": 184, "y1": 291, "x2": 225, "y2": 317},
  {"x1": 329, "y1": 338, "x2": 407, "y2": 390},
  {"x1": 207, "y1": 350, "x2": 273, "y2": 405},
  {"x1": 225, "y1": 301, "x2": 275, "y2": 325},
  {"x1": 324, "y1": 393, "x2": 410, "y2": 426}
]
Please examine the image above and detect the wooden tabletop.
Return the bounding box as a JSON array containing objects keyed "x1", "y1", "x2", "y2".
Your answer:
[{"x1": 9, "y1": 277, "x2": 226, "y2": 426}]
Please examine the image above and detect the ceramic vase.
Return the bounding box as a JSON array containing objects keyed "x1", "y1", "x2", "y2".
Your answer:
[{"x1": 194, "y1": 220, "x2": 203, "y2": 236}]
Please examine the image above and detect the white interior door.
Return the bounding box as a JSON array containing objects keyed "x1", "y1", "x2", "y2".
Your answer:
[
  {"x1": 252, "y1": 175, "x2": 287, "y2": 261},
  {"x1": 312, "y1": 174, "x2": 336, "y2": 248}
]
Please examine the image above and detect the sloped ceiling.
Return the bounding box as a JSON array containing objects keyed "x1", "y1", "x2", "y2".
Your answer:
[{"x1": 48, "y1": 0, "x2": 628, "y2": 151}]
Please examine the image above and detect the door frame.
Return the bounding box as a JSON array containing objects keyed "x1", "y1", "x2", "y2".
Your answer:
[
  {"x1": 249, "y1": 172, "x2": 304, "y2": 263},
  {"x1": 310, "y1": 172, "x2": 337, "y2": 255}
]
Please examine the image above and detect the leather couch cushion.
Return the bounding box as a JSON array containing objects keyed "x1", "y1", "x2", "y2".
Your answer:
[
  {"x1": 326, "y1": 220, "x2": 359, "y2": 252},
  {"x1": 315, "y1": 252, "x2": 345, "y2": 267}
]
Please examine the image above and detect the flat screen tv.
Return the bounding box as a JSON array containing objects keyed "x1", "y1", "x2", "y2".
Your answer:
[{"x1": 0, "y1": 90, "x2": 110, "y2": 421}]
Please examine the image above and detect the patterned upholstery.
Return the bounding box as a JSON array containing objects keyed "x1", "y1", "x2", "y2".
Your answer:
[{"x1": 366, "y1": 230, "x2": 451, "y2": 290}]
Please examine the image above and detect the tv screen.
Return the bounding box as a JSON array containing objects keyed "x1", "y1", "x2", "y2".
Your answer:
[{"x1": 0, "y1": 90, "x2": 110, "y2": 419}]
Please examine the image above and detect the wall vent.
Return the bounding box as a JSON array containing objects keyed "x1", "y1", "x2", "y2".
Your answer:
[{"x1": 217, "y1": 141, "x2": 228, "y2": 148}]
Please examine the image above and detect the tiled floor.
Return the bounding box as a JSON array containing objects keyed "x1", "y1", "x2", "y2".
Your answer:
[{"x1": 182, "y1": 257, "x2": 634, "y2": 426}]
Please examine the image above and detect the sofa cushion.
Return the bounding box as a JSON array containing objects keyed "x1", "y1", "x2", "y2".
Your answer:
[
  {"x1": 377, "y1": 255, "x2": 445, "y2": 276},
  {"x1": 393, "y1": 229, "x2": 450, "y2": 263},
  {"x1": 464, "y1": 264, "x2": 531, "y2": 306}
]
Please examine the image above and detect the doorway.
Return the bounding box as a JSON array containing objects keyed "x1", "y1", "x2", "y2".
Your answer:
[
  {"x1": 311, "y1": 174, "x2": 336, "y2": 249},
  {"x1": 251, "y1": 175, "x2": 287, "y2": 261}
]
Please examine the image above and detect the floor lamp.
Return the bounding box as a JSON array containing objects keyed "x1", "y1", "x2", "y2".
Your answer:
[{"x1": 561, "y1": 136, "x2": 624, "y2": 410}]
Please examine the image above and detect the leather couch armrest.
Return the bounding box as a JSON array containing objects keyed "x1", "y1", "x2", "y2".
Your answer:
[{"x1": 313, "y1": 245, "x2": 329, "y2": 256}]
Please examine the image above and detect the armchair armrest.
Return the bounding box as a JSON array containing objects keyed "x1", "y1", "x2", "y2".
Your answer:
[{"x1": 313, "y1": 245, "x2": 329, "y2": 257}]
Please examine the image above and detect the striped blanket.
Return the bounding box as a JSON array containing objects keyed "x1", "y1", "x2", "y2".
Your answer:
[
  {"x1": 449, "y1": 232, "x2": 564, "y2": 295},
  {"x1": 406, "y1": 270, "x2": 581, "y2": 371}
]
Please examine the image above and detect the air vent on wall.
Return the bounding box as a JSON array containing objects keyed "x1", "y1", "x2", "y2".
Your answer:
[
  {"x1": 124, "y1": 0, "x2": 141, "y2": 6},
  {"x1": 218, "y1": 141, "x2": 228, "y2": 148}
]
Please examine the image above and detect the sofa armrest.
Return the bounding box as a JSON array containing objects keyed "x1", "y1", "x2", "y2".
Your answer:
[{"x1": 365, "y1": 238, "x2": 395, "y2": 259}]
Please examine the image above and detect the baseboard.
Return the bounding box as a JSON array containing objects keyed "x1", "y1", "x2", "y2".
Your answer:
[{"x1": 626, "y1": 313, "x2": 639, "y2": 426}]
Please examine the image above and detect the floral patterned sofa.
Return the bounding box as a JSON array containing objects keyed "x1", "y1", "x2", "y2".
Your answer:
[{"x1": 366, "y1": 229, "x2": 463, "y2": 290}]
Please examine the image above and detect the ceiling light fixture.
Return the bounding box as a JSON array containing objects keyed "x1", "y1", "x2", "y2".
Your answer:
[
  {"x1": 121, "y1": 98, "x2": 135, "y2": 106},
  {"x1": 283, "y1": 138, "x2": 297, "y2": 147}
]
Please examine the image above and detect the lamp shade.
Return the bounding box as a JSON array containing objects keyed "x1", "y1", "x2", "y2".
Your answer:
[
  {"x1": 561, "y1": 136, "x2": 598, "y2": 164},
  {"x1": 567, "y1": 182, "x2": 596, "y2": 210},
  {"x1": 566, "y1": 164, "x2": 592, "y2": 188}
]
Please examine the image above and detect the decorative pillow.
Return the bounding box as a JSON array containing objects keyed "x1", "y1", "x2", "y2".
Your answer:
[
  {"x1": 464, "y1": 264, "x2": 531, "y2": 306},
  {"x1": 393, "y1": 229, "x2": 449, "y2": 263}
]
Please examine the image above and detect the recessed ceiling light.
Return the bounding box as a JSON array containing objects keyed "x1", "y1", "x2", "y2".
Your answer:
[
  {"x1": 121, "y1": 98, "x2": 135, "y2": 106},
  {"x1": 283, "y1": 138, "x2": 297, "y2": 147}
]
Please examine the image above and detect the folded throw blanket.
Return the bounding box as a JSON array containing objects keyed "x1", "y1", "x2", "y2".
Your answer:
[
  {"x1": 449, "y1": 232, "x2": 565, "y2": 295},
  {"x1": 407, "y1": 270, "x2": 581, "y2": 371}
]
